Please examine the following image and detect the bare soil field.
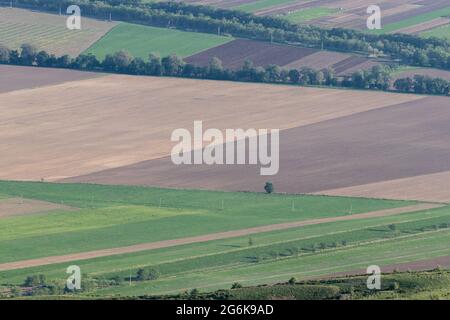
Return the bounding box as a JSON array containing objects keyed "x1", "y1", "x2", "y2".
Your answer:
[
  {"x1": 0, "y1": 65, "x2": 102, "y2": 94},
  {"x1": 185, "y1": 39, "x2": 378, "y2": 73},
  {"x1": 65, "y1": 95, "x2": 450, "y2": 204},
  {"x1": 0, "y1": 198, "x2": 75, "y2": 219},
  {"x1": 393, "y1": 68, "x2": 450, "y2": 82},
  {"x1": 394, "y1": 17, "x2": 450, "y2": 34},
  {"x1": 0, "y1": 203, "x2": 437, "y2": 271},
  {"x1": 185, "y1": 39, "x2": 318, "y2": 70},
  {"x1": 284, "y1": 51, "x2": 352, "y2": 71},
  {"x1": 0, "y1": 7, "x2": 117, "y2": 56},
  {"x1": 316, "y1": 171, "x2": 450, "y2": 203},
  {"x1": 0, "y1": 67, "x2": 421, "y2": 182}
]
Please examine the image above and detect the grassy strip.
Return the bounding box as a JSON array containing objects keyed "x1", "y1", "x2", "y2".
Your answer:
[
  {"x1": 283, "y1": 7, "x2": 338, "y2": 23},
  {"x1": 84, "y1": 22, "x2": 232, "y2": 60}
]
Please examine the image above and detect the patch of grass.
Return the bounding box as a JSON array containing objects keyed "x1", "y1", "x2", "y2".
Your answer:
[
  {"x1": 84, "y1": 22, "x2": 232, "y2": 59},
  {"x1": 283, "y1": 7, "x2": 338, "y2": 23},
  {"x1": 421, "y1": 24, "x2": 450, "y2": 40},
  {"x1": 234, "y1": 0, "x2": 297, "y2": 13}
]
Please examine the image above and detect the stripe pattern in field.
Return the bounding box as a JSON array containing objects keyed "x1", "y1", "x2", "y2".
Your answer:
[
  {"x1": 0, "y1": 7, "x2": 117, "y2": 56},
  {"x1": 184, "y1": 38, "x2": 379, "y2": 75},
  {"x1": 186, "y1": 0, "x2": 450, "y2": 32}
]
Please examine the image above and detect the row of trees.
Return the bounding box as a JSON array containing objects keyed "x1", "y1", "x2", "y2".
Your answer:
[
  {"x1": 0, "y1": 43, "x2": 448, "y2": 95},
  {"x1": 394, "y1": 75, "x2": 450, "y2": 95},
  {"x1": 2, "y1": 0, "x2": 449, "y2": 70}
]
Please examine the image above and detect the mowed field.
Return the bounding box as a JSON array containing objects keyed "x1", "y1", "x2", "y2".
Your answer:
[
  {"x1": 84, "y1": 22, "x2": 233, "y2": 60},
  {"x1": 0, "y1": 7, "x2": 116, "y2": 56},
  {"x1": 0, "y1": 180, "x2": 449, "y2": 297}
]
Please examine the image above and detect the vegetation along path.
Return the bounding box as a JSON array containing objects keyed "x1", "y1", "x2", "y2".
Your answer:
[{"x1": 0, "y1": 203, "x2": 441, "y2": 271}]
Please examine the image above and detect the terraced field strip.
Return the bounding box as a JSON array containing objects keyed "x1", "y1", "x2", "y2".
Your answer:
[
  {"x1": 93, "y1": 228, "x2": 450, "y2": 296},
  {"x1": 0, "y1": 203, "x2": 440, "y2": 271}
]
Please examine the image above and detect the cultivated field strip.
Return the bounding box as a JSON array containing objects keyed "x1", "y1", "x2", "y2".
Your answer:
[
  {"x1": 184, "y1": 38, "x2": 378, "y2": 74},
  {"x1": 0, "y1": 65, "x2": 102, "y2": 94},
  {"x1": 0, "y1": 7, "x2": 116, "y2": 56},
  {"x1": 0, "y1": 203, "x2": 440, "y2": 271},
  {"x1": 317, "y1": 170, "x2": 450, "y2": 204}
]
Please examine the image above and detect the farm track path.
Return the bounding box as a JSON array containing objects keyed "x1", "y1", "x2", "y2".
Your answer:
[{"x1": 0, "y1": 203, "x2": 442, "y2": 271}]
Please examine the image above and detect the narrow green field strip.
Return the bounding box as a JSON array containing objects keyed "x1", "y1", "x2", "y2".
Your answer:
[
  {"x1": 84, "y1": 22, "x2": 233, "y2": 60},
  {"x1": 371, "y1": 7, "x2": 450, "y2": 34},
  {"x1": 0, "y1": 205, "x2": 207, "y2": 242},
  {"x1": 283, "y1": 7, "x2": 338, "y2": 23},
  {"x1": 93, "y1": 230, "x2": 450, "y2": 296},
  {"x1": 0, "y1": 181, "x2": 414, "y2": 213},
  {"x1": 1, "y1": 205, "x2": 448, "y2": 285},
  {"x1": 234, "y1": 0, "x2": 297, "y2": 13},
  {"x1": 421, "y1": 24, "x2": 450, "y2": 40}
]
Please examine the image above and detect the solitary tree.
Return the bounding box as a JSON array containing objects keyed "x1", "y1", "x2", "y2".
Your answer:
[{"x1": 264, "y1": 181, "x2": 274, "y2": 194}]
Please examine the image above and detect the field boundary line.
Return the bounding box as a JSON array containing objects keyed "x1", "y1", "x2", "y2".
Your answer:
[{"x1": 0, "y1": 203, "x2": 442, "y2": 271}]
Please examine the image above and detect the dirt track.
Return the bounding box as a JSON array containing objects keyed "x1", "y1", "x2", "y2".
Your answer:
[{"x1": 0, "y1": 203, "x2": 441, "y2": 271}]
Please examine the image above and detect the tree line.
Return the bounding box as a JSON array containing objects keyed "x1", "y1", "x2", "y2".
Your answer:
[
  {"x1": 2, "y1": 0, "x2": 449, "y2": 71},
  {"x1": 1, "y1": 43, "x2": 448, "y2": 95}
]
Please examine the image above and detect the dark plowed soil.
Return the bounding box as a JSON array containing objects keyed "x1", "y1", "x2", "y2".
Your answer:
[
  {"x1": 65, "y1": 96, "x2": 450, "y2": 197},
  {"x1": 184, "y1": 39, "x2": 318, "y2": 70}
]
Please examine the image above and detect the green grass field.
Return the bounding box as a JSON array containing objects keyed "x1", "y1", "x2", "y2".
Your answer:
[
  {"x1": 370, "y1": 7, "x2": 450, "y2": 34},
  {"x1": 84, "y1": 22, "x2": 233, "y2": 60},
  {"x1": 0, "y1": 180, "x2": 412, "y2": 263},
  {"x1": 283, "y1": 7, "x2": 338, "y2": 23},
  {"x1": 421, "y1": 24, "x2": 450, "y2": 40},
  {"x1": 0, "y1": 180, "x2": 448, "y2": 298}
]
